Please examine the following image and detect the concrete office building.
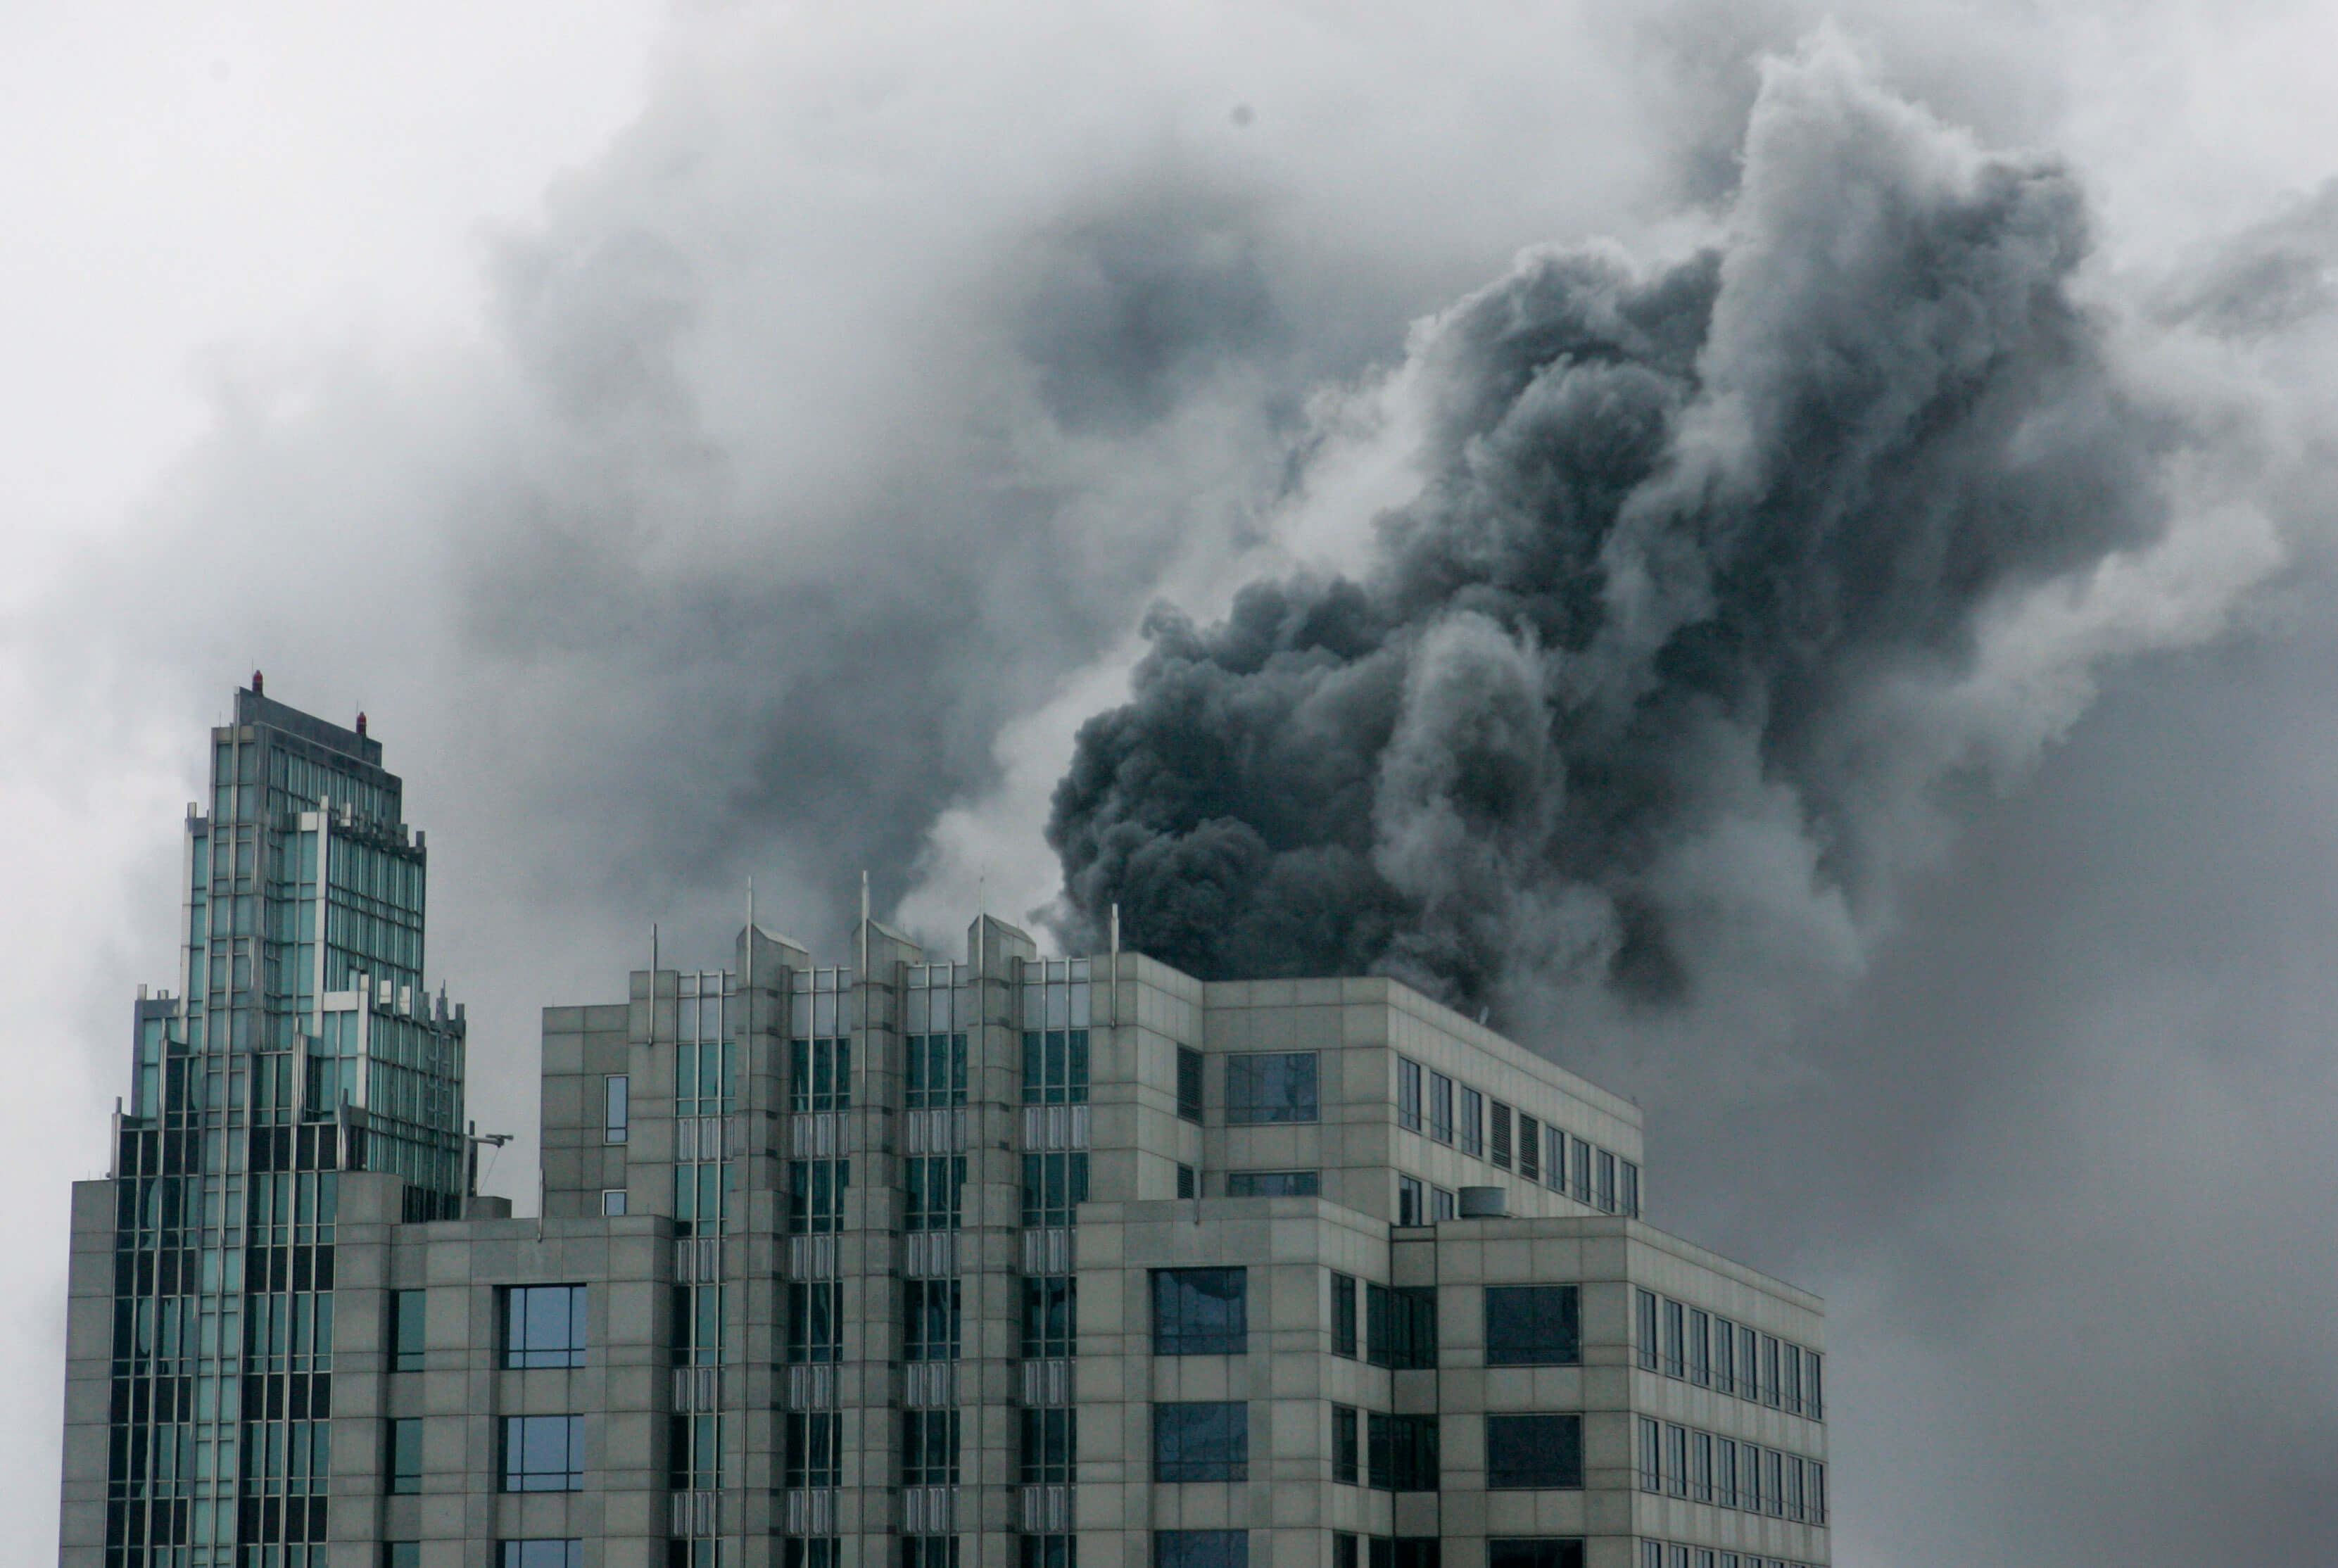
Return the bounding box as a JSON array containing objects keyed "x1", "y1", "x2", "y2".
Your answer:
[{"x1": 63, "y1": 687, "x2": 1831, "y2": 1568}]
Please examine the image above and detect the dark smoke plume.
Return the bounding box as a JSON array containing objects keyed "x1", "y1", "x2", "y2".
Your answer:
[{"x1": 1049, "y1": 44, "x2": 2180, "y2": 1016}]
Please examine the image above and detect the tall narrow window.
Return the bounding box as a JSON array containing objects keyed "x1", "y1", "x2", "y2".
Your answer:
[
  {"x1": 786, "y1": 1281, "x2": 842, "y2": 1365},
  {"x1": 1151, "y1": 1268, "x2": 1247, "y2": 1355},
  {"x1": 1176, "y1": 1048, "x2": 1203, "y2": 1123},
  {"x1": 1595, "y1": 1150, "x2": 1617, "y2": 1213},
  {"x1": 1781, "y1": 1343, "x2": 1803, "y2": 1415},
  {"x1": 1396, "y1": 1058, "x2": 1422, "y2": 1132},
  {"x1": 902, "y1": 1409, "x2": 960, "y2": 1487},
  {"x1": 1688, "y1": 1310, "x2": 1710, "y2": 1385},
  {"x1": 602, "y1": 1075, "x2": 628, "y2": 1144},
  {"x1": 1458, "y1": 1089, "x2": 1484, "y2": 1156},
  {"x1": 1806, "y1": 1351, "x2": 1825, "y2": 1418},
  {"x1": 503, "y1": 1285, "x2": 586, "y2": 1370},
  {"x1": 1571, "y1": 1139, "x2": 1591, "y2": 1201},
  {"x1": 1332, "y1": 1405, "x2": 1359, "y2": 1484},
  {"x1": 1711, "y1": 1317, "x2": 1736, "y2": 1395},
  {"x1": 1396, "y1": 1175, "x2": 1424, "y2": 1227},
  {"x1": 1020, "y1": 1276, "x2": 1076, "y2": 1360},
  {"x1": 1330, "y1": 1272, "x2": 1358, "y2": 1358},
  {"x1": 1636, "y1": 1291, "x2": 1660, "y2": 1372},
  {"x1": 389, "y1": 1289, "x2": 425, "y2": 1372},
  {"x1": 1618, "y1": 1160, "x2": 1641, "y2": 1217},
  {"x1": 1543, "y1": 1126, "x2": 1566, "y2": 1190},
  {"x1": 388, "y1": 1417, "x2": 422, "y2": 1493},
  {"x1": 1429, "y1": 1073, "x2": 1453, "y2": 1142},
  {"x1": 1489, "y1": 1102, "x2": 1512, "y2": 1169},
  {"x1": 1638, "y1": 1417, "x2": 1662, "y2": 1492},
  {"x1": 1661, "y1": 1298, "x2": 1684, "y2": 1377},
  {"x1": 1020, "y1": 1407, "x2": 1075, "y2": 1486},
  {"x1": 1224, "y1": 1054, "x2": 1318, "y2": 1123},
  {"x1": 1517, "y1": 1113, "x2": 1539, "y2": 1180},
  {"x1": 783, "y1": 1411, "x2": 842, "y2": 1489},
  {"x1": 903, "y1": 1278, "x2": 961, "y2": 1362},
  {"x1": 1175, "y1": 1163, "x2": 1196, "y2": 1199}
]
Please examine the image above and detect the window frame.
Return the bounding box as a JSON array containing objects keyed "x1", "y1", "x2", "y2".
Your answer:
[
  {"x1": 1151, "y1": 1401, "x2": 1249, "y2": 1482},
  {"x1": 601, "y1": 1074, "x2": 628, "y2": 1144},
  {"x1": 501, "y1": 1284, "x2": 587, "y2": 1370},
  {"x1": 1483, "y1": 1285, "x2": 1581, "y2": 1367},
  {"x1": 498, "y1": 1414, "x2": 583, "y2": 1493},
  {"x1": 1223, "y1": 1052, "x2": 1320, "y2": 1125},
  {"x1": 1151, "y1": 1267, "x2": 1249, "y2": 1355},
  {"x1": 1484, "y1": 1412, "x2": 1584, "y2": 1491}
]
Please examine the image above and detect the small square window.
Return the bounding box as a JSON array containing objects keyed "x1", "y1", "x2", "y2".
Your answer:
[
  {"x1": 1152, "y1": 1268, "x2": 1246, "y2": 1355},
  {"x1": 600, "y1": 1189, "x2": 627, "y2": 1216},
  {"x1": 499, "y1": 1415, "x2": 583, "y2": 1492},
  {"x1": 503, "y1": 1285, "x2": 586, "y2": 1369}
]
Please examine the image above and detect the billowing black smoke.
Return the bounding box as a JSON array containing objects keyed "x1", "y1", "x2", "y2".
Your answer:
[{"x1": 1049, "y1": 47, "x2": 2165, "y2": 1016}]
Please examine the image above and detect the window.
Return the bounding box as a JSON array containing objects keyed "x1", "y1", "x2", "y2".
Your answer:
[
  {"x1": 788, "y1": 1159, "x2": 849, "y2": 1234},
  {"x1": 1335, "y1": 1536, "x2": 1360, "y2": 1568},
  {"x1": 602, "y1": 1075, "x2": 628, "y2": 1144},
  {"x1": 1489, "y1": 1102, "x2": 1512, "y2": 1168},
  {"x1": 783, "y1": 1411, "x2": 841, "y2": 1488},
  {"x1": 1367, "y1": 1541, "x2": 1440, "y2": 1568},
  {"x1": 1595, "y1": 1150, "x2": 1617, "y2": 1212},
  {"x1": 674, "y1": 1282, "x2": 723, "y2": 1367},
  {"x1": 1711, "y1": 1317, "x2": 1736, "y2": 1395},
  {"x1": 389, "y1": 1289, "x2": 424, "y2": 1372},
  {"x1": 902, "y1": 1409, "x2": 959, "y2": 1487},
  {"x1": 1332, "y1": 1405, "x2": 1359, "y2": 1484},
  {"x1": 904, "y1": 1278, "x2": 961, "y2": 1362},
  {"x1": 1760, "y1": 1335, "x2": 1781, "y2": 1405},
  {"x1": 1660, "y1": 1298, "x2": 1684, "y2": 1377},
  {"x1": 786, "y1": 1281, "x2": 841, "y2": 1364},
  {"x1": 905, "y1": 1032, "x2": 967, "y2": 1108},
  {"x1": 1781, "y1": 1343, "x2": 1802, "y2": 1415},
  {"x1": 1152, "y1": 1268, "x2": 1246, "y2": 1355},
  {"x1": 790, "y1": 1036, "x2": 850, "y2": 1111},
  {"x1": 499, "y1": 1415, "x2": 583, "y2": 1492},
  {"x1": 1365, "y1": 1284, "x2": 1436, "y2": 1370},
  {"x1": 1570, "y1": 1139, "x2": 1591, "y2": 1201},
  {"x1": 1177, "y1": 1048, "x2": 1203, "y2": 1122},
  {"x1": 1023, "y1": 1029, "x2": 1089, "y2": 1104},
  {"x1": 1619, "y1": 1160, "x2": 1640, "y2": 1217},
  {"x1": 388, "y1": 1417, "x2": 422, "y2": 1494},
  {"x1": 1809, "y1": 1460, "x2": 1828, "y2": 1522},
  {"x1": 1396, "y1": 1175, "x2": 1424, "y2": 1227},
  {"x1": 785, "y1": 1543, "x2": 841, "y2": 1568},
  {"x1": 1396, "y1": 1058, "x2": 1422, "y2": 1132},
  {"x1": 503, "y1": 1285, "x2": 586, "y2": 1370},
  {"x1": 1020, "y1": 1406, "x2": 1075, "y2": 1486},
  {"x1": 1021, "y1": 1275, "x2": 1077, "y2": 1359},
  {"x1": 1714, "y1": 1438, "x2": 1737, "y2": 1507},
  {"x1": 1543, "y1": 1126, "x2": 1566, "y2": 1190},
  {"x1": 1458, "y1": 1089, "x2": 1483, "y2": 1156},
  {"x1": 388, "y1": 1546, "x2": 421, "y2": 1568},
  {"x1": 1429, "y1": 1073, "x2": 1453, "y2": 1142},
  {"x1": 600, "y1": 1188, "x2": 627, "y2": 1215},
  {"x1": 1737, "y1": 1326, "x2": 1758, "y2": 1402},
  {"x1": 1486, "y1": 1414, "x2": 1583, "y2": 1489},
  {"x1": 1175, "y1": 1163, "x2": 1197, "y2": 1199},
  {"x1": 1022, "y1": 1538, "x2": 1075, "y2": 1568},
  {"x1": 1153, "y1": 1403, "x2": 1247, "y2": 1481},
  {"x1": 1022, "y1": 1152, "x2": 1088, "y2": 1228},
  {"x1": 1224, "y1": 1053, "x2": 1318, "y2": 1123},
  {"x1": 1484, "y1": 1286, "x2": 1580, "y2": 1366},
  {"x1": 1330, "y1": 1272, "x2": 1358, "y2": 1358},
  {"x1": 1432, "y1": 1187, "x2": 1455, "y2": 1222},
  {"x1": 498, "y1": 1544, "x2": 582, "y2": 1568},
  {"x1": 1155, "y1": 1534, "x2": 1244, "y2": 1568},
  {"x1": 904, "y1": 1155, "x2": 966, "y2": 1232},
  {"x1": 1367, "y1": 1412, "x2": 1439, "y2": 1491},
  {"x1": 1688, "y1": 1310, "x2": 1710, "y2": 1384},
  {"x1": 1487, "y1": 1544, "x2": 1584, "y2": 1568},
  {"x1": 1637, "y1": 1417, "x2": 1661, "y2": 1492},
  {"x1": 669, "y1": 1411, "x2": 722, "y2": 1492},
  {"x1": 1517, "y1": 1113, "x2": 1539, "y2": 1180},
  {"x1": 1224, "y1": 1170, "x2": 1318, "y2": 1197},
  {"x1": 1665, "y1": 1424, "x2": 1688, "y2": 1498},
  {"x1": 1693, "y1": 1431, "x2": 1713, "y2": 1503},
  {"x1": 1807, "y1": 1351, "x2": 1825, "y2": 1418},
  {"x1": 904, "y1": 1539, "x2": 960, "y2": 1568}
]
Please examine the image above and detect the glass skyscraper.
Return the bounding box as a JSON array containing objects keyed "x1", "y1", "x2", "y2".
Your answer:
[{"x1": 90, "y1": 680, "x2": 467, "y2": 1566}]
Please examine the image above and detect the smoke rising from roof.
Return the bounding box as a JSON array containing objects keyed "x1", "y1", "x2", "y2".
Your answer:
[{"x1": 1049, "y1": 41, "x2": 2274, "y2": 1024}]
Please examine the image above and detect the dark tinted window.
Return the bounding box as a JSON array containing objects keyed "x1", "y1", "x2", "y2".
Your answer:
[
  {"x1": 1330, "y1": 1273, "x2": 1358, "y2": 1358},
  {"x1": 1156, "y1": 1534, "x2": 1245, "y2": 1568},
  {"x1": 904, "y1": 1278, "x2": 961, "y2": 1362},
  {"x1": 503, "y1": 1285, "x2": 586, "y2": 1369},
  {"x1": 1485, "y1": 1286, "x2": 1580, "y2": 1366},
  {"x1": 1152, "y1": 1268, "x2": 1246, "y2": 1355},
  {"x1": 1021, "y1": 1538, "x2": 1074, "y2": 1568},
  {"x1": 1022, "y1": 1275, "x2": 1076, "y2": 1359},
  {"x1": 1487, "y1": 1543, "x2": 1584, "y2": 1568},
  {"x1": 1486, "y1": 1414, "x2": 1583, "y2": 1489},
  {"x1": 390, "y1": 1289, "x2": 425, "y2": 1372},
  {"x1": 1020, "y1": 1407, "x2": 1075, "y2": 1486},
  {"x1": 786, "y1": 1281, "x2": 841, "y2": 1365},
  {"x1": 1332, "y1": 1405, "x2": 1359, "y2": 1484},
  {"x1": 1367, "y1": 1412, "x2": 1439, "y2": 1491},
  {"x1": 1177, "y1": 1048, "x2": 1203, "y2": 1122},
  {"x1": 498, "y1": 1544, "x2": 583, "y2": 1568},
  {"x1": 901, "y1": 1408, "x2": 960, "y2": 1487},
  {"x1": 1366, "y1": 1284, "x2": 1436, "y2": 1370},
  {"x1": 1153, "y1": 1403, "x2": 1247, "y2": 1481},
  {"x1": 1224, "y1": 1170, "x2": 1318, "y2": 1197},
  {"x1": 1225, "y1": 1054, "x2": 1318, "y2": 1123}
]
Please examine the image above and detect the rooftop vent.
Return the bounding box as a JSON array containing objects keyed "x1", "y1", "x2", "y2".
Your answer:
[{"x1": 1458, "y1": 1186, "x2": 1508, "y2": 1218}]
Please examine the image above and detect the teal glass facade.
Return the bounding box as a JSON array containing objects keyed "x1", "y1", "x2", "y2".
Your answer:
[{"x1": 108, "y1": 684, "x2": 467, "y2": 1568}]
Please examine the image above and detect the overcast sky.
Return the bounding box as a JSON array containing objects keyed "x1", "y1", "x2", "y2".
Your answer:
[{"x1": 6, "y1": 3, "x2": 2338, "y2": 1562}]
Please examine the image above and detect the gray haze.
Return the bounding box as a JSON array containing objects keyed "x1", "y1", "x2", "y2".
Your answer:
[{"x1": 8, "y1": 4, "x2": 2338, "y2": 1566}]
